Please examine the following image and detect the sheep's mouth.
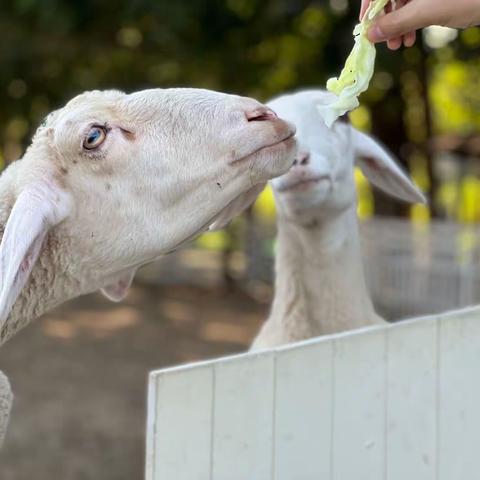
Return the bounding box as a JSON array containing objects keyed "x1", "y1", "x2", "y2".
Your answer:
[
  {"x1": 277, "y1": 175, "x2": 330, "y2": 193},
  {"x1": 231, "y1": 132, "x2": 296, "y2": 165}
]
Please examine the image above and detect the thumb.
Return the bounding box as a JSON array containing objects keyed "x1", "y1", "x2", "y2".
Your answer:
[{"x1": 368, "y1": 2, "x2": 429, "y2": 42}]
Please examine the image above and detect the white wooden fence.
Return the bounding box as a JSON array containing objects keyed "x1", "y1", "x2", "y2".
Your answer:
[{"x1": 146, "y1": 306, "x2": 480, "y2": 480}]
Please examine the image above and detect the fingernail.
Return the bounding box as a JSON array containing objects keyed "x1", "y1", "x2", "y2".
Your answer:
[{"x1": 368, "y1": 25, "x2": 386, "y2": 42}]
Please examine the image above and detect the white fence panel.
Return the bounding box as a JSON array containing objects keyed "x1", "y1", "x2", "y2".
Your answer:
[
  {"x1": 386, "y1": 316, "x2": 437, "y2": 480},
  {"x1": 146, "y1": 363, "x2": 214, "y2": 480},
  {"x1": 146, "y1": 306, "x2": 480, "y2": 480},
  {"x1": 274, "y1": 340, "x2": 333, "y2": 479},
  {"x1": 212, "y1": 353, "x2": 275, "y2": 480},
  {"x1": 332, "y1": 328, "x2": 386, "y2": 480},
  {"x1": 438, "y1": 308, "x2": 480, "y2": 480}
]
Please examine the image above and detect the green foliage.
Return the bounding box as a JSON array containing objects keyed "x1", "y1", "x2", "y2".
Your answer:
[{"x1": 0, "y1": 1, "x2": 357, "y2": 159}]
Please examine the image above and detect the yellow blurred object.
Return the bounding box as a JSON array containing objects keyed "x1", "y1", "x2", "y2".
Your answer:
[
  {"x1": 437, "y1": 181, "x2": 459, "y2": 218},
  {"x1": 253, "y1": 185, "x2": 277, "y2": 219},
  {"x1": 355, "y1": 168, "x2": 374, "y2": 219},
  {"x1": 411, "y1": 204, "x2": 431, "y2": 225},
  {"x1": 196, "y1": 231, "x2": 228, "y2": 251},
  {"x1": 430, "y1": 60, "x2": 480, "y2": 133},
  {"x1": 349, "y1": 105, "x2": 372, "y2": 132},
  {"x1": 457, "y1": 175, "x2": 480, "y2": 224},
  {"x1": 410, "y1": 153, "x2": 430, "y2": 192}
]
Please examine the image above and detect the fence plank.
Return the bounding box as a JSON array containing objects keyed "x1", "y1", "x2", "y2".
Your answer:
[
  {"x1": 386, "y1": 317, "x2": 437, "y2": 480},
  {"x1": 147, "y1": 364, "x2": 214, "y2": 480},
  {"x1": 438, "y1": 308, "x2": 480, "y2": 480},
  {"x1": 274, "y1": 339, "x2": 333, "y2": 479},
  {"x1": 332, "y1": 328, "x2": 387, "y2": 480},
  {"x1": 212, "y1": 353, "x2": 275, "y2": 480}
]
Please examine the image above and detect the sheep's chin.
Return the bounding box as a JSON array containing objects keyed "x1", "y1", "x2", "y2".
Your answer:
[{"x1": 207, "y1": 183, "x2": 265, "y2": 231}]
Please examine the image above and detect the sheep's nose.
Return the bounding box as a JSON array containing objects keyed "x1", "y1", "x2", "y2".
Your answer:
[
  {"x1": 292, "y1": 151, "x2": 310, "y2": 167},
  {"x1": 245, "y1": 106, "x2": 278, "y2": 122}
]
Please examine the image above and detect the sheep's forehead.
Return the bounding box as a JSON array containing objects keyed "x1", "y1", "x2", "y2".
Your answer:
[
  {"x1": 43, "y1": 90, "x2": 126, "y2": 128},
  {"x1": 124, "y1": 88, "x2": 230, "y2": 121},
  {"x1": 269, "y1": 92, "x2": 331, "y2": 137},
  {"x1": 65, "y1": 89, "x2": 126, "y2": 109},
  {"x1": 46, "y1": 88, "x2": 230, "y2": 130},
  {"x1": 269, "y1": 93, "x2": 343, "y2": 154}
]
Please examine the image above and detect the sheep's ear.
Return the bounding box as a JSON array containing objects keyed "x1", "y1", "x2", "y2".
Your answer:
[
  {"x1": 208, "y1": 183, "x2": 265, "y2": 231},
  {"x1": 101, "y1": 269, "x2": 136, "y2": 302},
  {"x1": 351, "y1": 128, "x2": 426, "y2": 204},
  {"x1": 0, "y1": 180, "x2": 72, "y2": 324}
]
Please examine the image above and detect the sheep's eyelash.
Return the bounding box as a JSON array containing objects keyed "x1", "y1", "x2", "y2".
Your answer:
[{"x1": 82, "y1": 122, "x2": 111, "y2": 135}]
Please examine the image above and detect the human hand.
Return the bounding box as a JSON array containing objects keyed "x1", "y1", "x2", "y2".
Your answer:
[{"x1": 360, "y1": 0, "x2": 480, "y2": 49}]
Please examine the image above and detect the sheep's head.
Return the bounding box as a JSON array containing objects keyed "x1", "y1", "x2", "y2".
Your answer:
[
  {"x1": 0, "y1": 88, "x2": 296, "y2": 317},
  {"x1": 267, "y1": 90, "x2": 425, "y2": 227}
]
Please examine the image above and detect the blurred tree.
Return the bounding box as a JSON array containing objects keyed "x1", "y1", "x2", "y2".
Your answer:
[{"x1": 0, "y1": 0, "x2": 478, "y2": 220}]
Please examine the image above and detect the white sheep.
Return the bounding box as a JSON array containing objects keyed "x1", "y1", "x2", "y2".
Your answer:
[
  {"x1": 0, "y1": 87, "x2": 297, "y2": 445},
  {"x1": 251, "y1": 89, "x2": 425, "y2": 350}
]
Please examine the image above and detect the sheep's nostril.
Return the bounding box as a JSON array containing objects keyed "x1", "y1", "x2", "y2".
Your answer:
[
  {"x1": 295, "y1": 152, "x2": 310, "y2": 166},
  {"x1": 246, "y1": 107, "x2": 278, "y2": 122}
]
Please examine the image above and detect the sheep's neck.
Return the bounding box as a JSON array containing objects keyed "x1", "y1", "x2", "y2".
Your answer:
[{"x1": 267, "y1": 206, "x2": 381, "y2": 342}]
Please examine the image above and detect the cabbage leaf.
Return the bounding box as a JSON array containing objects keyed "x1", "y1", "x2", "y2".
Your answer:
[{"x1": 319, "y1": 0, "x2": 391, "y2": 127}]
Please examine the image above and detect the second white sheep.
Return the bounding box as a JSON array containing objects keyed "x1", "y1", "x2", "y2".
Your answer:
[{"x1": 252, "y1": 90, "x2": 425, "y2": 350}]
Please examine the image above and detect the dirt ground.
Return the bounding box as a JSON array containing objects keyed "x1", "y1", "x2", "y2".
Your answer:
[{"x1": 0, "y1": 282, "x2": 268, "y2": 479}]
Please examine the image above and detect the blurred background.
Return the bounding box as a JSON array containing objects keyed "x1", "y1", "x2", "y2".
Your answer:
[{"x1": 0, "y1": 1, "x2": 479, "y2": 478}]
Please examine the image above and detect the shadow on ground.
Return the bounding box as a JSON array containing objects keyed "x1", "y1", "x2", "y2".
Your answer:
[{"x1": 0, "y1": 282, "x2": 267, "y2": 479}]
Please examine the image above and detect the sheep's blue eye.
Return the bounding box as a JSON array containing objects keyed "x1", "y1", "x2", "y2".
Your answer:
[
  {"x1": 88, "y1": 130, "x2": 101, "y2": 143},
  {"x1": 83, "y1": 126, "x2": 107, "y2": 150}
]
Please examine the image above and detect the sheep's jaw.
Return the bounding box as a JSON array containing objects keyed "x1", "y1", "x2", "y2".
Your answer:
[{"x1": 152, "y1": 184, "x2": 265, "y2": 257}]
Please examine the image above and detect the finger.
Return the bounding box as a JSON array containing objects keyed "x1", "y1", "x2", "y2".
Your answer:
[
  {"x1": 388, "y1": 0, "x2": 408, "y2": 49},
  {"x1": 368, "y1": 1, "x2": 429, "y2": 42},
  {"x1": 403, "y1": 30, "x2": 416, "y2": 47},
  {"x1": 387, "y1": 37, "x2": 403, "y2": 50},
  {"x1": 360, "y1": 0, "x2": 371, "y2": 20}
]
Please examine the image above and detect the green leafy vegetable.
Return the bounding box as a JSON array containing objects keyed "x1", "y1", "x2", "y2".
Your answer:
[{"x1": 320, "y1": 0, "x2": 391, "y2": 127}]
